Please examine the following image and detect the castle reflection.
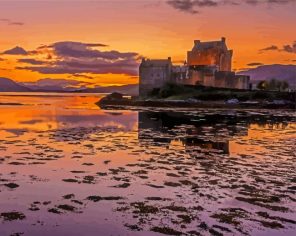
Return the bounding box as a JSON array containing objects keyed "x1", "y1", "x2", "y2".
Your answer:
[{"x1": 138, "y1": 111, "x2": 293, "y2": 154}]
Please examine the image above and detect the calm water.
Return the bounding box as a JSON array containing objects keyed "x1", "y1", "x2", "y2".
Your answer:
[{"x1": 0, "y1": 93, "x2": 295, "y2": 236}]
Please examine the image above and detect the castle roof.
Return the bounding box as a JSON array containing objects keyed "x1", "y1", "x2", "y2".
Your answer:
[{"x1": 192, "y1": 38, "x2": 228, "y2": 51}]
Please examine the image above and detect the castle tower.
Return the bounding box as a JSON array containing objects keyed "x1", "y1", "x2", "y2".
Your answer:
[{"x1": 187, "y1": 37, "x2": 232, "y2": 71}]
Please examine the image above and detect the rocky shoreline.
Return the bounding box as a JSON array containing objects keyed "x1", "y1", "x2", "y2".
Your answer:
[{"x1": 97, "y1": 93, "x2": 296, "y2": 110}]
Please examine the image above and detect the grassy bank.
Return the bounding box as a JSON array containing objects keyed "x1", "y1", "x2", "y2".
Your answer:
[{"x1": 148, "y1": 83, "x2": 295, "y2": 102}]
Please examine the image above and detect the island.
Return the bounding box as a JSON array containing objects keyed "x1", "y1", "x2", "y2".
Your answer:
[{"x1": 98, "y1": 38, "x2": 295, "y2": 110}]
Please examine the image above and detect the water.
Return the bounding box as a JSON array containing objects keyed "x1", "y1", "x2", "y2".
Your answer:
[{"x1": 0, "y1": 92, "x2": 295, "y2": 236}]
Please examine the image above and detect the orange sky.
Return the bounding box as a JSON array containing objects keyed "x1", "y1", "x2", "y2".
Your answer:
[{"x1": 0, "y1": 0, "x2": 295, "y2": 86}]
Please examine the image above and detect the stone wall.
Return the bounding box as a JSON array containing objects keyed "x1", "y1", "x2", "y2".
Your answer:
[
  {"x1": 139, "y1": 58, "x2": 172, "y2": 95},
  {"x1": 234, "y1": 75, "x2": 250, "y2": 90},
  {"x1": 187, "y1": 48, "x2": 232, "y2": 71}
]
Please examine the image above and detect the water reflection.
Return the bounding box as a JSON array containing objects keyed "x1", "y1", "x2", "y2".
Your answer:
[
  {"x1": 138, "y1": 111, "x2": 294, "y2": 154},
  {"x1": 0, "y1": 93, "x2": 295, "y2": 236},
  {"x1": 0, "y1": 93, "x2": 137, "y2": 133}
]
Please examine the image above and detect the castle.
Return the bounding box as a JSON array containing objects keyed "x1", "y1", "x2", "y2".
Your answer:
[{"x1": 139, "y1": 37, "x2": 250, "y2": 95}]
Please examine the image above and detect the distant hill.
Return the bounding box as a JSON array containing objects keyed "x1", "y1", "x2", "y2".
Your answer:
[
  {"x1": 0, "y1": 77, "x2": 139, "y2": 95},
  {"x1": 239, "y1": 64, "x2": 296, "y2": 87},
  {"x1": 0, "y1": 78, "x2": 31, "y2": 92}
]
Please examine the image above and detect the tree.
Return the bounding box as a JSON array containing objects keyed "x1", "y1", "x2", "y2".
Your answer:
[
  {"x1": 257, "y1": 79, "x2": 290, "y2": 91},
  {"x1": 257, "y1": 80, "x2": 268, "y2": 90},
  {"x1": 280, "y1": 81, "x2": 289, "y2": 91}
]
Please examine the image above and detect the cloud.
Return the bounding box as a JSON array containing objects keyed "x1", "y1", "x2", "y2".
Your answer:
[
  {"x1": 166, "y1": 0, "x2": 294, "y2": 14},
  {"x1": 0, "y1": 18, "x2": 24, "y2": 26},
  {"x1": 2, "y1": 46, "x2": 28, "y2": 55},
  {"x1": 167, "y1": 0, "x2": 219, "y2": 14},
  {"x1": 245, "y1": 0, "x2": 293, "y2": 5},
  {"x1": 51, "y1": 41, "x2": 135, "y2": 60},
  {"x1": 18, "y1": 58, "x2": 46, "y2": 65},
  {"x1": 247, "y1": 62, "x2": 264, "y2": 66},
  {"x1": 282, "y1": 41, "x2": 296, "y2": 54},
  {"x1": 260, "y1": 41, "x2": 296, "y2": 54},
  {"x1": 259, "y1": 45, "x2": 279, "y2": 52},
  {"x1": 17, "y1": 59, "x2": 139, "y2": 76},
  {"x1": 16, "y1": 41, "x2": 140, "y2": 76},
  {"x1": 9, "y1": 22, "x2": 24, "y2": 26},
  {"x1": 71, "y1": 73, "x2": 95, "y2": 80}
]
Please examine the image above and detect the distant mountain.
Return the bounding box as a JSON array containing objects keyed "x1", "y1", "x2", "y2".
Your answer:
[
  {"x1": 22, "y1": 78, "x2": 82, "y2": 92},
  {"x1": 0, "y1": 78, "x2": 31, "y2": 92},
  {"x1": 0, "y1": 77, "x2": 139, "y2": 95},
  {"x1": 238, "y1": 64, "x2": 296, "y2": 86},
  {"x1": 20, "y1": 78, "x2": 139, "y2": 94},
  {"x1": 79, "y1": 84, "x2": 139, "y2": 95}
]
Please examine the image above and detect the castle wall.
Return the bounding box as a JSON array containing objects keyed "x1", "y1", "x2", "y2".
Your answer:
[
  {"x1": 187, "y1": 49, "x2": 232, "y2": 72},
  {"x1": 139, "y1": 58, "x2": 172, "y2": 95},
  {"x1": 187, "y1": 70, "x2": 203, "y2": 85},
  {"x1": 214, "y1": 71, "x2": 236, "y2": 88},
  {"x1": 220, "y1": 50, "x2": 233, "y2": 71},
  {"x1": 234, "y1": 75, "x2": 250, "y2": 90},
  {"x1": 203, "y1": 75, "x2": 215, "y2": 87}
]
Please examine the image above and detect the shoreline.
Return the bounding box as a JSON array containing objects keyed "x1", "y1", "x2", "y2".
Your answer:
[{"x1": 97, "y1": 99, "x2": 296, "y2": 110}]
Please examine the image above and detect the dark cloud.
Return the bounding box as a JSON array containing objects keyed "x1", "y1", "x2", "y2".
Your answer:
[
  {"x1": 9, "y1": 22, "x2": 24, "y2": 26},
  {"x1": 18, "y1": 58, "x2": 46, "y2": 65},
  {"x1": 282, "y1": 41, "x2": 296, "y2": 54},
  {"x1": 245, "y1": 0, "x2": 293, "y2": 5},
  {"x1": 2, "y1": 46, "x2": 28, "y2": 55},
  {"x1": 167, "y1": 0, "x2": 294, "y2": 14},
  {"x1": 259, "y1": 45, "x2": 279, "y2": 52},
  {"x1": 17, "y1": 59, "x2": 139, "y2": 76},
  {"x1": 0, "y1": 18, "x2": 24, "y2": 26},
  {"x1": 260, "y1": 41, "x2": 296, "y2": 54},
  {"x1": 71, "y1": 73, "x2": 95, "y2": 80},
  {"x1": 51, "y1": 41, "x2": 136, "y2": 60},
  {"x1": 167, "y1": 0, "x2": 219, "y2": 14},
  {"x1": 16, "y1": 41, "x2": 140, "y2": 76},
  {"x1": 247, "y1": 62, "x2": 264, "y2": 66}
]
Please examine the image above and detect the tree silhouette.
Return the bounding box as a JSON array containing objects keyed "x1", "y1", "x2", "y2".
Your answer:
[
  {"x1": 280, "y1": 81, "x2": 289, "y2": 91},
  {"x1": 257, "y1": 79, "x2": 289, "y2": 91},
  {"x1": 257, "y1": 80, "x2": 267, "y2": 90}
]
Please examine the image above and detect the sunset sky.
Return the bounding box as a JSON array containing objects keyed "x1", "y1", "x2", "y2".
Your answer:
[{"x1": 0, "y1": 0, "x2": 295, "y2": 87}]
